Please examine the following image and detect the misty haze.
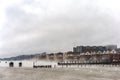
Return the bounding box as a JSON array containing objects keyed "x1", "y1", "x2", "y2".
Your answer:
[{"x1": 0, "y1": 0, "x2": 120, "y2": 80}]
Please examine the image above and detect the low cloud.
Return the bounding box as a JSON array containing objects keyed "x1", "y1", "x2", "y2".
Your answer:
[{"x1": 0, "y1": 0, "x2": 120, "y2": 57}]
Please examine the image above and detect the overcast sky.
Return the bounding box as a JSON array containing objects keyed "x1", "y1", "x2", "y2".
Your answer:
[{"x1": 0, "y1": 0, "x2": 120, "y2": 58}]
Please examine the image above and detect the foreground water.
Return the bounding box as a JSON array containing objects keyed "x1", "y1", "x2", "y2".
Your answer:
[{"x1": 0, "y1": 66, "x2": 120, "y2": 80}]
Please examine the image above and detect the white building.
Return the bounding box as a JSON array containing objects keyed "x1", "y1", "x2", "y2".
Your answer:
[{"x1": 0, "y1": 60, "x2": 58, "y2": 68}]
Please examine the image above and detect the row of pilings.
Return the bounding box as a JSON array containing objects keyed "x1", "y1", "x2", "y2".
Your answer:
[{"x1": 57, "y1": 62, "x2": 120, "y2": 68}]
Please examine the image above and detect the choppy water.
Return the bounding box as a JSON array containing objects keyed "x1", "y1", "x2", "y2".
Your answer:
[{"x1": 0, "y1": 67, "x2": 120, "y2": 80}]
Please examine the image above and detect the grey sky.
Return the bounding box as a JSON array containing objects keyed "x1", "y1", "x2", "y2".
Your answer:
[{"x1": 0, "y1": 0, "x2": 120, "y2": 57}]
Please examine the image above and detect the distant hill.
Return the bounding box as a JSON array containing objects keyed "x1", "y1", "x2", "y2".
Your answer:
[{"x1": 0, "y1": 54, "x2": 36, "y2": 61}]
